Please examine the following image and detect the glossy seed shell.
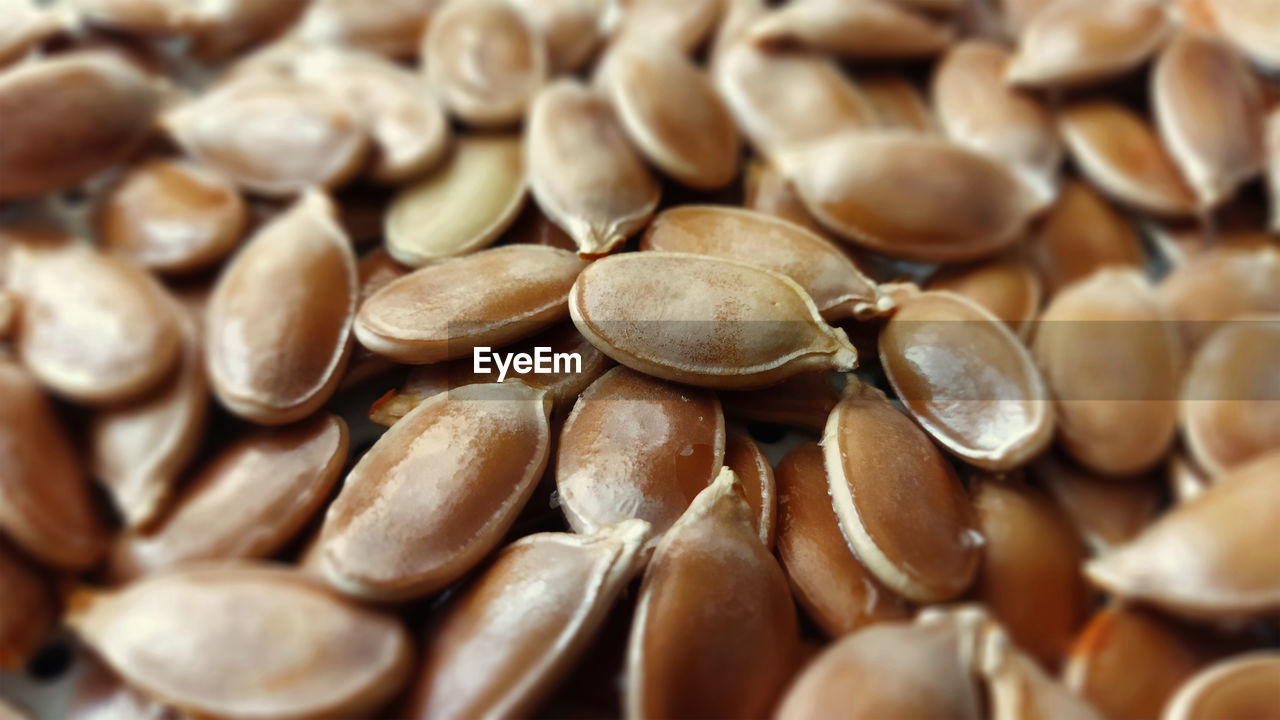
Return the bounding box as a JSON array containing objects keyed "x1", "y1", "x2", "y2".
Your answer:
[
  {"x1": 749, "y1": 0, "x2": 952, "y2": 59},
  {"x1": 723, "y1": 430, "x2": 776, "y2": 548},
  {"x1": 1163, "y1": 652, "x2": 1280, "y2": 720},
  {"x1": 1028, "y1": 179, "x2": 1145, "y2": 297},
  {"x1": 926, "y1": 254, "x2": 1042, "y2": 338},
  {"x1": 1006, "y1": 0, "x2": 1172, "y2": 88}
]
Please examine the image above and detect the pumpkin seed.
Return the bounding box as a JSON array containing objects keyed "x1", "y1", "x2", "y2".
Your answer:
[
  {"x1": 1157, "y1": 245, "x2": 1280, "y2": 352},
  {"x1": 1028, "y1": 179, "x2": 1145, "y2": 297},
  {"x1": 1031, "y1": 453, "x2": 1162, "y2": 554},
  {"x1": 977, "y1": 621, "x2": 1105, "y2": 720},
  {"x1": 1206, "y1": 0, "x2": 1280, "y2": 73},
  {"x1": 511, "y1": 0, "x2": 605, "y2": 74},
  {"x1": 823, "y1": 381, "x2": 983, "y2": 603},
  {"x1": 609, "y1": 0, "x2": 723, "y2": 55},
  {"x1": 526, "y1": 79, "x2": 661, "y2": 257},
  {"x1": 707, "y1": 0, "x2": 765, "y2": 71},
  {"x1": 205, "y1": 191, "x2": 357, "y2": 425},
  {"x1": 0, "y1": 538, "x2": 54, "y2": 670},
  {"x1": 0, "y1": 1, "x2": 62, "y2": 68},
  {"x1": 569, "y1": 252, "x2": 858, "y2": 388},
  {"x1": 997, "y1": 0, "x2": 1055, "y2": 37},
  {"x1": 187, "y1": 0, "x2": 311, "y2": 61},
  {"x1": 1163, "y1": 652, "x2": 1280, "y2": 720},
  {"x1": 500, "y1": 203, "x2": 578, "y2": 251},
  {"x1": 723, "y1": 429, "x2": 776, "y2": 548},
  {"x1": 743, "y1": 159, "x2": 844, "y2": 242},
  {"x1": 68, "y1": 563, "x2": 413, "y2": 720},
  {"x1": 385, "y1": 134, "x2": 526, "y2": 267},
  {"x1": 857, "y1": 73, "x2": 935, "y2": 133},
  {"x1": 625, "y1": 467, "x2": 799, "y2": 719},
  {"x1": 314, "y1": 381, "x2": 553, "y2": 601},
  {"x1": 926, "y1": 254, "x2": 1042, "y2": 338},
  {"x1": 294, "y1": 0, "x2": 441, "y2": 59},
  {"x1": 749, "y1": 0, "x2": 953, "y2": 59},
  {"x1": 1006, "y1": 0, "x2": 1172, "y2": 88},
  {"x1": 406, "y1": 521, "x2": 648, "y2": 720},
  {"x1": 719, "y1": 371, "x2": 841, "y2": 433},
  {"x1": 341, "y1": 247, "x2": 409, "y2": 388}
]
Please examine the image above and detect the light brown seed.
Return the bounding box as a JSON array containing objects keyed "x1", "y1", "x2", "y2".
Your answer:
[
  {"x1": 1035, "y1": 269, "x2": 1182, "y2": 475},
  {"x1": 779, "y1": 131, "x2": 1040, "y2": 262},
  {"x1": 926, "y1": 254, "x2": 1043, "y2": 338},
  {"x1": 823, "y1": 381, "x2": 983, "y2": 603},
  {"x1": 569, "y1": 252, "x2": 858, "y2": 389},
  {"x1": 68, "y1": 563, "x2": 412, "y2": 720},
  {"x1": 67, "y1": 652, "x2": 166, "y2": 720},
  {"x1": 723, "y1": 430, "x2": 776, "y2": 548},
  {"x1": 749, "y1": 0, "x2": 952, "y2": 59},
  {"x1": 0, "y1": 52, "x2": 160, "y2": 200},
  {"x1": 1207, "y1": 0, "x2": 1280, "y2": 72},
  {"x1": 511, "y1": 0, "x2": 605, "y2": 74},
  {"x1": 90, "y1": 300, "x2": 208, "y2": 529},
  {"x1": 68, "y1": 0, "x2": 215, "y2": 34},
  {"x1": 1167, "y1": 452, "x2": 1211, "y2": 505},
  {"x1": 856, "y1": 73, "x2": 935, "y2": 133},
  {"x1": 294, "y1": 0, "x2": 442, "y2": 58},
  {"x1": 6, "y1": 233, "x2": 182, "y2": 405},
  {"x1": 108, "y1": 413, "x2": 348, "y2": 582},
  {"x1": 355, "y1": 244, "x2": 586, "y2": 364},
  {"x1": 557, "y1": 366, "x2": 724, "y2": 541},
  {"x1": 206, "y1": 191, "x2": 356, "y2": 425},
  {"x1": 164, "y1": 75, "x2": 370, "y2": 198},
  {"x1": 641, "y1": 205, "x2": 885, "y2": 321},
  {"x1": 385, "y1": 135, "x2": 525, "y2": 266},
  {"x1": 1006, "y1": 0, "x2": 1172, "y2": 88},
  {"x1": 314, "y1": 381, "x2": 552, "y2": 601},
  {"x1": 625, "y1": 468, "x2": 799, "y2": 720},
  {"x1": 1163, "y1": 652, "x2": 1280, "y2": 720},
  {"x1": 1086, "y1": 449, "x2": 1280, "y2": 620},
  {"x1": 706, "y1": 0, "x2": 765, "y2": 71},
  {"x1": 187, "y1": 0, "x2": 311, "y2": 61},
  {"x1": 501, "y1": 202, "x2": 578, "y2": 251},
  {"x1": 977, "y1": 621, "x2": 1105, "y2": 720},
  {"x1": 1158, "y1": 245, "x2": 1280, "y2": 352},
  {"x1": 1152, "y1": 31, "x2": 1265, "y2": 210},
  {"x1": 424, "y1": 0, "x2": 547, "y2": 127},
  {"x1": 719, "y1": 371, "x2": 841, "y2": 433},
  {"x1": 743, "y1": 159, "x2": 844, "y2": 241},
  {"x1": 609, "y1": 0, "x2": 724, "y2": 55},
  {"x1": 880, "y1": 291, "x2": 1054, "y2": 470},
  {"x1": 526, "y1": 80, "x2": 661, "y2": 257},
  {"x1": 95, "y1": 158, "x2": 247, "y2": 275},
  {"x1": 341, "y1": 247, "x2": 409, "y2": 388},
  {"x1": 597, "y1": 43, "x2": 739, "y2": 190},
  {"x1": 1028, "y1": 179, "x2": 1145, "y2": 297},
  {"x1": 407, "y1": 521, "x2": 648, "y2": 720},
  {"x1": 1031, "y1": 453, "x2": 1162, "y2": 553},
  {"x1": 998, "y1": 0, "x2": 1054, "y2": 36},
  {"x1": 933, "y1": 40, "x2": 1061, "y2": 206},
  {"x1": 1058, "y1": 101, "x2": 1198, "y2": 218},
  {"x1": 0, "y1": 539, "x2": 54, "y2": 670},
  {"x1": 774, "y1": 442, "x2": 912, "y2": 637},
  {"x1": 0, "y1": 1, "x2": 63, "y2": 68}
]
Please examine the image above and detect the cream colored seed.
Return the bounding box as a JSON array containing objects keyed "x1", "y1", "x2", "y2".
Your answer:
[
  {"x1": 1162, "y1": 652, "x2": 1280, "y2": 720},
  {"x1": 187, "y1": 0, "x2": 311, "y2": 62},
  {"x1": 1005, "y1": 0, "x2": 1172, "y2": 88},
  {"x1": 570, "y1": 252, "x2": 858, "y2": 389},
  {"x1": 1157, "y1": 246, "x2": 1280, "y2": 352},
  {"x1": 925, "y1": 254, "x2": 1042, "y2": 339},
  {"x1": 0, "y1": 1, "x2": 63, "y2": 68},
  {"x1": 313, "y1": 381, "x2": 553, "y2": 602},
  {"x1": 293, "y1": 0, "x2": 442, "y2": 59},
  {"x1": 406, "y1": 521, "x2": 648, "y2": 720},
  {"x1": 108, "y1": 413, "x2": 349, "y2": 582},
  {"x1": 355, "y1": 244, "x2": 587, "y2": 364},
  {"x1": 706, "y1": 0, "x2": 765, "y2": 71},
  {"x1": 779, "y1": 131, "x2": 1039, "y2": 262},
  {"x1": 749, "y1": 0, "x2": 952, "y2": 60},
  {"x1": 510, "y1": 0, "x2": 606, "y2": 74},
  {"x1": 1031, "y1": 453, "x2": 1162, "y2": 554},
  {"x1": 424, "y1": 0, "x2": 547, "y2": 127},
  {"x1": 625, "y1": 468, "x2": 799, "y2": 720},
  {"x1": 205, "y1": 191, "x2": 357, "y2": 426},
  {"x1": 68, "y1": 564, "x2": 412, "y2": 720},
  {"x1": 856, "y1": 73, "x2": 936, "y2": 133},
  {"x1": 1206, "y1": 0, "x2": 1280, "y2": 73},
  {"x1": 526, "y1": 80, "x2": 661, "y2": 257},
  {"x1": 1028, "y1": 179, "x2": 1145, "y2": 297},
  {"x1": 609, "y1": 0, "x2": 724, "y2": 55},
  {"x1": 977, "y1": 621, "x2": 1105, "y2": 720},
  {"x1": 385, "y1": 134, "x2": 526, "y2": 267},
  {"x1": 0, "y1": 539, "x2": 54, "y2": 670}
]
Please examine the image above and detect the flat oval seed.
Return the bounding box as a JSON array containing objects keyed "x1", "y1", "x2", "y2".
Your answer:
[
  {"x1": 749, "y1": 0, "x2": 952, "y2": 59},
  {"x1": 926, "y1": 254, "x2": 1042, "y2": 338},
  {"x1": 315, "y1": 382, "x2": 552, "y2": 601},
  {"x1": 933, "y1": 40, "x2": 1061, "y2": 207},
  {"x1": 1153, "y1": 32, "x2": 1264, "y2": 210},
  {"x1": 1207, "y1": 0, "x2": 1280, "y2": 73},
  {"x1": 597, "y1": 43, "x2": 739, "y2": 190},
  {"x1": 68, "y1": 564, "x2": 412, "y2": 720},
  {"x1": 424, "y1": 0, "x2": 547, "y2": 127},
  {"x1": 625, "y1": 468, "x2": 799, "y2": 720},
  {"x1": 775, "y1": 443, "x2": 912, "y2": 637},
  {"x1": 642, "y1": 205, "x2": 884, "y2": 322},
  {"x1": 0, "y1": 1, "x2": 61, "y2": 68},
  {"x1": 999, "y1": 0, "x2": 1054, "y2": 35},
  {"x1": 206, "y1": 191, "x2": 357, "y2": 425},
  {"x1": 1157, "y1": 246, "x2": 1280, "y2": 352},
  {"x1": 743, "y1": 159, "x2": 845, "y2": 241},
  {"x1": 857, "y1": 73, "x2": 936, "y2": 133},
  {"x1": 510, "y1": 0, "x2": 605, "y2": 74},
  {"x1": 1028, "y1": 179, "x2": 1145, "y2": 297},
  {"x1": 719, "y1": 371, "x2": 840, "y2": 433},
  {"x1": 68, "y1": 653, "x2": 162, "y2": 720},
  {"x1": 0, "y1": 539, "x2": 55, "y2": 670},
  {"x1": 977, "y1": 622, "x2": 1105, "y2": 720},
  {"x1": 356, "y1": 244, "x2": 586, "y2": 364},
  {"x1": 7, "y1": 237, "x2": 181, "y2": 405},
  {"x1": 0, "y1": 52, "x2": 160, "y2": 199},
  {"x1": 1163, "y1": 653, "x2": 1280, "y2": 720},
  {"x1": 1181, "y1": 318, "x2": 1280, "y2": 477},
  {"x1": 295, "y1": 0, "x2": 440, "y2": 58},
  {"x1": 823, "y1": 382, "x2": 983, "y2": 603},
  {"x1": 779, "y1": 131, "x2": 1039, "y2": 262},
  {"x1": 570, "y1": 252, "x2": 858, "y2": 389},
  {"x1": 164, "y1": 76, "x2": 370, "y2": 197},
  {"x1": 1032, "y1": 453, "x2": 1162, "y2": 553},
  {"x1": 611, "y1": 0, "x2": 722, "y2": 54},
  {"x1": 526, "y1": 80, "x2": 660, "y2": 257},
  {"x1": 90, "y1": 301, "x2": 208, "y2": 529},
  {"x1": 1058, "y1": 101, "x2": 1197, "y2": 218},
  {"x1": 723, "y1": 430, "x2": 776, "y2": 548},
  {"x1": 1085, "y1": 450, "x2": 1280, "y2": 620},
  {"x1": 96, "y1": 158, "x2": 247, "y2": 275},
  {"x1": 407, "y1": 522, "x2": 648, "y2": 720},
  {"x1": 1006, "y1": 0, "x2": 1172, "y2": 88},
  {"x1": 109, "y1": 414, "x2": 348, "y2": 582},
  {"x1": 880, "y1": 291, "x2": 1054, "y2": 470},
  {"x1": 1034, "y1": 269, "x2": 1181, "y2": 476},
  {"x1": 385, "y1": 135, "x2": 525, "y2": 266},
  {"x1": 557, "y1": 366, "x2": 724, "y2": 540}
]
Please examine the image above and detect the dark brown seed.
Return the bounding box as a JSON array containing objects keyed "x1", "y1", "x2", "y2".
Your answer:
[
  {"x1": 0, "y1": 539, "x2": 55, "y2": 670},
  {"x1": 723, "y1": 429, "x2": 776, "y2": 548}
]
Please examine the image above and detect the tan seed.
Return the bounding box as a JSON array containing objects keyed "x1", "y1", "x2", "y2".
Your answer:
[
  {"x1": 68, "y1": 0, "x2": 216, "y2": 34},
  {"x1": 314, "y1": 381, "x2": 552, "y2": 601},
  {"x1": 0, "y1": 539, "x2": 54, "y2": 670},
  {"x1": 356, "y1": 244, "x2": 586, "y2": 364},
  {"x1": 749, "y1": 0, "x2": 952, "y2": 59},
  {"x1": 774, "y1": 442, "x2": 912, "y2": 637},
  {"x1": 856, "y1": 73, "x2": 935, "y2": 133},
  {"x1": 385, "y1": 135, "x2": 525, "y2": 266},
  {"x1": 500, "y1": 202, "x2": 578, "y2": 251},
  {"x1": 998, "y1": 0, "x2": 1055, "y2": 36},
  {"x1": 926, "y1": 254, "x2": 1043, "y2": 338},
  {"x1": 880, "y1": 291, "x2": 1054, "y2": 470},
  {"x1": 719, "y1": 371, "x2": 841, "y2": 433},
  {"x1": 68, "y1": 563, "x2": 412, "y2": 720},
  {"x1": 341, "y1": 247, "x2": 409, "y2": 388},
  {"x1": 1207, "y1": 0, "x2": 1280, "y2": 72},
  {"x1": 1028, "y1": 179, "x2": 1145, "y2": 297},
  {"x1": 1163, "y1": 652, "x2": 1280, "y2": 720},
  {"x1": 779, "y1": 131, "x2": 1040, "y2": 262},
  {"x1": 707, "y1": 0, "x2": 765, "y2": 71},
  {"x1": 823, "y1": 381, "x2": 983, "y2": 603},
  {"x1": 723, "y1": 429, "x2": 776, "y2": 548},
  {"x1": 610, "y1": 0, "x2": 724, "y2": 55},
  {"x1": 206, "y1": 191, "x2": 357, "y2": 425},
  {"x1": 186, "y1": 0, "x2": 310, "y2": 62},
  {"x1": 1006, "y1": 0, "x2": 1172, "y2": 88},
  {"x1": 1031, "y1": 453, "x2": 1162, "y2": 553},
  {"x1": 743, "y1": 159, "x2": 845, "y2": 242},
  {"x1": 625, "y1": 468, "x2": 799, "y2": 719},
  {"x1": 570, "y1": 252, "x2": 858, "y2": 389},
  {"x1": 1157, "y1": 246, "x2": 1280, "y2": 351},
  {"x1": 0, "y1": 2, "x2": 63, "y2": 68},
  {"x1": 977, "y1": 621, "x2": 1105, "y2": 720},
  {"x1": 510, "y1": 0, "x2": 605, "y2": 74},
  {"x1": 406, "y1": 521, "x2": 648, "y2": 720},
  {"x1": 294, "y1": 0, "x2": 442, "y2": 59},
  {"x1": 108, "y1": 413, "x2": 348, "y2": 582}
]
